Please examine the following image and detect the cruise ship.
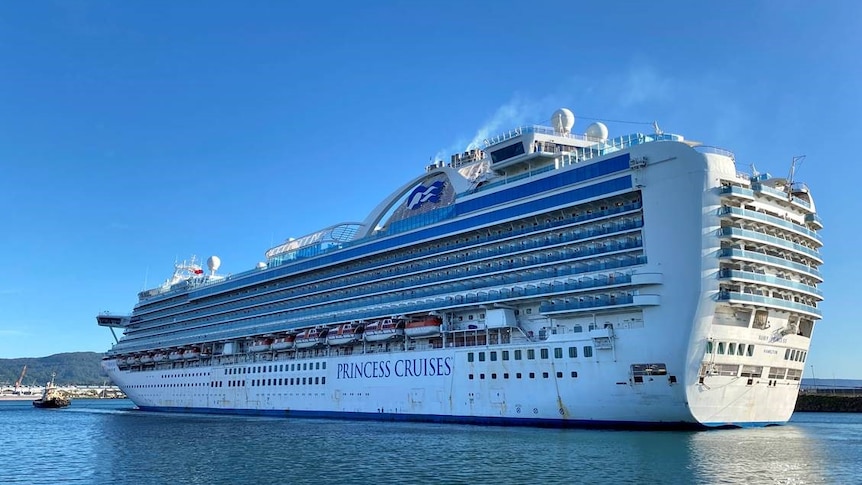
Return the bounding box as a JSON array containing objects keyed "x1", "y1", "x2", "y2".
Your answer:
[{"x1": 98, "y1": 109, "x2": 823, "y2": 428}]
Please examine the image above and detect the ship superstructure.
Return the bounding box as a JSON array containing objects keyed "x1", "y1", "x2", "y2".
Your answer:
[{"x1": 98, "y1": 109, "x2": 823, "y2": 427}]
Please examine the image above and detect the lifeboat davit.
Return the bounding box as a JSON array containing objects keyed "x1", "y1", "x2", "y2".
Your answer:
[
  {"x1": 405, "y1": 316, "x2": 443, "y2": 338},
  {"x1": 249, "y1": 338, "x2": 273, "y2": 353},
  {"x1": 326, "y1": 323, "x2": 363, "y2": 346},
  {"x1": 294, "y1": 328, "x2": 327, "y2": 349},
  {"x1": 271, "y1": 335, "x2": 295, "y2": 351},
  {"x1": 363, "y1": 318, "x2": 404, "y2": 342}
]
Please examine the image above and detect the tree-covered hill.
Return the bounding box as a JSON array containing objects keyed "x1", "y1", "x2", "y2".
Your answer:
[{"x1": 0, "y1": 352, "x2": 107, "y2": 387}]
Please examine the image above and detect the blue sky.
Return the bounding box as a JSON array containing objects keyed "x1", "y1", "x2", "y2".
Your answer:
[{"x1": 0, "y1": 2, "x2": 859, "y2": 378}]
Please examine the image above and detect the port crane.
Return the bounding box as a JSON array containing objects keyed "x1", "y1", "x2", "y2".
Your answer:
[{"x1": 13, "y1": 365, "x2": 27, "y2": 394}]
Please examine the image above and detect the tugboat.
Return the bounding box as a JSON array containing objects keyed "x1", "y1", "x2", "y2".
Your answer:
[{"x1": 32, "y1": 373, "x2": 71, "y2": 409}]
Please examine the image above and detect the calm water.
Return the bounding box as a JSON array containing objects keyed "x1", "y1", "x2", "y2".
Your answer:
[{"x1": 0, "y1": 400, "x2": 859, "y2": 484}]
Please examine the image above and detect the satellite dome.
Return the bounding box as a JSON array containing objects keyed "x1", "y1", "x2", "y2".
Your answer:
[
  {"x1": 256, "y1": 262, "x2": 267, "y2": 270},
  {"x1": 585, "y1": 122, "x2": 609, "y2": 141},
  {"x1": 206, "y1": 256, "x2": 221, "y2": 273},
  {"x1": 551, "y1": 108, "x2": 575, "y2": 134}
]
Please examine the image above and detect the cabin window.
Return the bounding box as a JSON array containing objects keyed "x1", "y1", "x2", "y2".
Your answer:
[
  {"x1": 529, "y1": 372, "x2": 536, "y2": 379},
  {"x1": 747, "y1": 345, "x2": 755, "y2": 357},
  {"x1": 502, "y1": 351, "x2": 510, "y2": 361},
  {"x1": 584, "y1": 346, "x2": 593, "y2": 358},
  {"x1": 468, "y1": 353, "x2": 474, "y2": 363},
  {"x1": 302, "y1": 378, "x2": 307, "y2": 385},
  {"x1": 540, "y1": 348, "x2": 549, "y2": 359},
  {"x1": 514, "y1": 350, "x2": 522, "y2": 360},
  {"x1": 554, "y1": 348, "x2": 563, "y2": 359},
  {"x1": 571, "y1": 371, "x2": 578, "y2": 378},
  {"x1": 568, "y1": 347, "x2": 578, "y2": 358},
  {"x1": 737, "y1": 344, "x2": 745, "y2": 356},
  {"x1": 784, "y1": 349, "x2": 791, "y2": 360},
  {"x1": 543, "y1": 372, "x2": 549, "y2": 379},
  {"x1": 469, "y1": 374, "x2": 474, "y2": 380},
  {"x1": 728, "y1": 343, "x2": 737, "y2": 355},
  {"x1": 527, "y1": 349, "x2": 535, "y2": 360},
  {"x1": 479, "y1": 352, "x2": 486, "y2": 362},
  {"x1": 490, "y1": 351, "x2": 498, "y2": 362},
  {"x1": 718, "y1": 342, "x2": 726, "y2": 355},
  {"x1": 516, "y1": 373, "x2": 522, "y2": 379},
  {"x1": 316, "y1": 362, "x2": 320, "y2": 370},
  {"x1": 315, "y1": 377, "x2": 319, "y2": 385},
  {"x1": 491, "y1": 373, "x2": 497, "y2": 379},
  {"x1": 480, "y1": 374, "x2": 485, "y2": 380}
]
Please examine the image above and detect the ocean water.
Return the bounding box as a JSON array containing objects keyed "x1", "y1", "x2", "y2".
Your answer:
[{"x1": 0, "y1": 400, "x2": 859, "y2": 485}]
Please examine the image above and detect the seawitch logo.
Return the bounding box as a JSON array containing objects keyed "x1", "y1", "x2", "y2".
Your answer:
[
  {"x1": 336, "y1": 357, "x2": 453, "y2": 379},
  {"x1": 406, "y1": 180, "x2": 446, "y2": 210}
]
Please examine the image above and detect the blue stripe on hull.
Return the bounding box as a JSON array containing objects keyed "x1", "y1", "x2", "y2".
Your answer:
[{"x1": 136, "y1": 405, "x2": 707, "y2": 431}]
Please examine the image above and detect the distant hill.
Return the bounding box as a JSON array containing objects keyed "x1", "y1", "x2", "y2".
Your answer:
[{"x1": 0, "y1": 352, "x2": 107, "y2": 387}]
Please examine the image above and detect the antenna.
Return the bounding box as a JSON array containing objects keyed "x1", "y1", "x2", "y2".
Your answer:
[
  {"x1": 787, "y1": 155, "x2": 806, "y2": 197},
  {"x1": 652, "y1": 121, "x2": 663, "y2": 135},
  {"x1": 750, "y1": 164, "x2": 759, "y2": 178}
]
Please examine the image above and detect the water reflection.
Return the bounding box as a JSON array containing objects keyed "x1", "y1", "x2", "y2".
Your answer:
[{"x1": 3, "y1": 402, "x2": 860, "y2": 485}]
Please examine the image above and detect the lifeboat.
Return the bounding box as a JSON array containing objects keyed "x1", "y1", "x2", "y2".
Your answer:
[
  {"x1": 271, "y1": 335, "x2": 295, "y2": 350},
  {"x1": 153, "y1": 353, "x2": 167, "y2": 362},
  {"x1": 249, "y1": 338, "x2": 273, "y2": 353},
  {"x1": 294, "y1": 328, "x2": 327, "y2": 349},
  {"x1": 363, "y1": 318, "x2": 404, "y2": 342},
  {"x1": 139, "y1": 354, "x2": 154, "y2": 364},
  {"x1": 125, "y1": 356, "x2": 140, "y2": 366},
  {"x1": 326, "y1": 322, "x2": 363, "y2": 346},
  {"x1": 405, "y1": 316, "x2": 443, "y2": 338},
  {"x1": 168, "y1": 350, "x2": 184, "y2": 361},
  {"x1": 183, "y1": 348, "x2": 201, "y2": 359}
]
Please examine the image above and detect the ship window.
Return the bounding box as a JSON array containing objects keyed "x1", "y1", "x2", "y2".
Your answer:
[
  {"x1": 514, "y1": 350, "x2": 522, "y2": 360},
  {"x1": 480, "y1": 374, "x2": 485, "y2": 380},
  {"x1": 529, "y1": 372, "x2": 535, "y2": 379},
  {"x1": 554, "y1": 348, "x2": 563, "y2": 359},
  {"x1": 492, "y1": 373, "x2": 497, "y2": 379},
  {"x1": 706, "y1": 341, "x2": 713, "y2": 354},
  {"x1": 568, "y1": 347, "x2": 578, "y2": 358},
  {"x1": 323, "y1": 362, "x2": 326, "y2": 370},
  {"x1": 469, "y1": 315, "x2": 474, "y2": 320},
  {"x1": 573, "y1": 325, "x2": 582, "y2": 333},
  {"x1": 584, "y1": 346, "x2": 593, "y2": 358},
  {"x1": 316, "y1": 362, "x2": 320, "y2": 370},
  {"x1": 479, "y1": 352, "x2": 486, "y2": 362},
  {"x1": 468, "y1": 353, "x2": 474, "y2": 363},
  {"x1": 502, "y1": 351, "x2": 510, "y2": 361},
  {"x1": 303, "y1": 363, "x2": 308, "y2": 370},
  {"x1": 315, "y1": 377, "x2": 319, "y2": 385},
  {"x1": 556, "y1": 372, "x2": 562, "y2": 378},
  {"x1": 527, "y1": 349, "x2": 535, "y2": 360},
  {"x1": 784, "y1": 349, "x2": 791, "y2": 360},
  {"x1": 728, "y1": 343, "x2": 737, "y2": 355},
  {"x1": 571, "y1": 371, "x2": 578, "y2": 378},
  {"x1": 469, "y1": 374, "x2": 474, "y2": 380},
  {"x1": 302, "y1": 377, "x2": 307, "y2": 385},
  {"x1": 504, "y1": 373, "x2": 509, "y2": 379},
  {"x1": 516, "y1": 373, "x2": 522, "y2": 379},
  {"x1": 490, "y1": 351, "x2": 498, "y2": 362},
  {"x1": 747, "y1": 345, "x2": 755, "y2": 357},
  {"x1": 322, "y1": 377, "x2": 326, "y2": 384},
  {"x1": 540, "y1": 348, "x2": 549, "y2": 359},
  {"x1": 718, "y1": 342, "x2": 726, "y2": 355},
  {"x1": 737, "y1": 344, "x2": 745, "y2": 356},
  {"x1": 526, "y1": 308, "x2": 532, "y2": 314},
  {"x1": 543, "y1": 372, "x2": 549, "y2": 379},
  {"x1": 278, "y1": 378, "x2": 283, "y2": 385}
]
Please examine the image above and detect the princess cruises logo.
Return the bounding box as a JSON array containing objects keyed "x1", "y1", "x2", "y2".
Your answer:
[{"x1": 407, "y1": 180, "x2": 446, "y2": 210}]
